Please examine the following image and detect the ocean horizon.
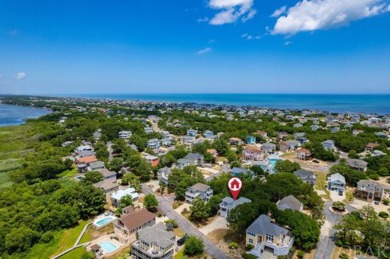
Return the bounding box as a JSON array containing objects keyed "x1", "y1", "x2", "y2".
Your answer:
[{"x1": 67, "y1": 93, "x2": 390, "y2": 115}]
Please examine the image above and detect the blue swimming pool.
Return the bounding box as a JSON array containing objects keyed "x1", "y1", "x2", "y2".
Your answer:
[
  {"x1": 94, "y1": 216, "x2": 115, "y2": 228},
  {"x1": 99, "y1": 241, "x2": 118, "y2": 253}
]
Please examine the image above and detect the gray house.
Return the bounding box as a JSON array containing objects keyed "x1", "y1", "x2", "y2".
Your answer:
[
  {"x1": 346, "y1": 158, "x2": 368, "y2": 172},
  {"x1": 184, "y1": 153, "x2": 204, "y2": 167},
  {"x1": 327, "y1": 173, "x2": 346, "y2": 194},
  {"x1": 185, "y1": 183, "x2": 213, "y2": 204},
  {"x1": 276, "y1": 195, "x2": 303, "y2": 212},
  {"x1": 219, "y1": 197, "x2": 251, "y2": 218},
  {"x1": 322, "y1": 140, "x2": 336, "y2": 151},
  {"x1": 356, "y1": 180, "x2": 386, "y2": 201},
  {"x1": 262, "y1": 143, "x2": 276, "y2": 154},
  {"x1": 294, "y1": 169, "x2": 316, "y2": 186},
  {"x1": 157, "y1": 167, "x2": 171, "y2": 185},
  {"x1": 131, "y1": 223, "x2": 175, "y2": 259},
  {"x1": 246, "y1": 215, "x2": 294, "y2": 258}
]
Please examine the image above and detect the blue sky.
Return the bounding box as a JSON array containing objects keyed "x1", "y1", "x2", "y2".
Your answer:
[{"x1": 0, "y1": 0, "x2": 389, "y2": 94}]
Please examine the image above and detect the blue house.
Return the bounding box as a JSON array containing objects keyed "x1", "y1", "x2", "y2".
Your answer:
[
  {"x1": 203, "y1": 130, "x2": 215, "y2": 139},
  {"x1": 246, "y1": 136, "x2": 256, "y2": 145},
  {"x1": 187, "y1": 129, "x2": 198, "y2": 137}
]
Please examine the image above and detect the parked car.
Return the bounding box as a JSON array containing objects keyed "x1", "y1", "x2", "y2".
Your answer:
[
  {"x1": 177, "y1": 234, "x2": 188, "y2": 246},
  {"x1": 374, "y1": 201, "x2": 380, "y2": 205},
  {"x1": 313, "y1": 159, "x2": 320, "y2": 163}
]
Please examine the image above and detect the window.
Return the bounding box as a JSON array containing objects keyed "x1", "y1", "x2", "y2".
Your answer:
[
  {"x1": 249, "y1": 239, "x2": 253, "y2": 244},
  {"x1": 266, "y1": 234, "x2": 274, "y2": 242},
  {"x1": 247, "y1": 232, "x2": 256, "y2": 237}
]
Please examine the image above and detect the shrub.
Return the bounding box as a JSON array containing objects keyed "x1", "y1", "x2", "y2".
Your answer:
[
  {"x1": 182, "y1": 208, "x2": 189, "y2": 214},
  {"x1": 245, "y1": 244, "x2": 254, "y2": 251},
  {"x1": 297, "y1": 250, "x2": 305, "y2": 259},
  {"x1": 368, "y1": 173, "x2": 379, "y2": 180},
  {"x1": 165, "y1": 219, "x2": 178, "y2": 228},
  {"x1": 332, "y1": 201, "x2": 346, "y2": 212},
  {"x1": 40, "y1": 231, "x2": 54, "y2": 243},
  {"x1": 172, "y1": 202, "x2": 179, "y2": 209},
  {"x1": 382, "y1": 198, "x2": 389, "y2": 206},
  {"x1": 339, "y1": 253, "x2": 349, "y2": 259},
  {"x1": 184, "y1": 236, "x2": 204, "y2": 256},
  {"x1": 242, "y1": 253, "x2": 258, "y2": 259},
  {"x1": 378, "y1": 211, "x2": 389, "y2": 219},
  {"x1": 228, "y1": 242, "x2": 239, "y2": 249}
]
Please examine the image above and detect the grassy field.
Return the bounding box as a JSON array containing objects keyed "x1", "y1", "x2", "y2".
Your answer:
[
  {"x1": 22, "y1": 219, "x2": 90, "y2": 259},
  {"x1": 58, "y1": 246, "x2": 88, "y2": 259},
  {"x1": 79, "y1": 223, "x2": 114, "y2": 244},
  {"x1": 0, "y1": 124, "x2": 35, "y2": 189},
  {"x1": 314, "y1": 171, "x2": 331, "y2": 200},
  {"x1": 53, "y1": 220, "x2": 91, "y2": 255},
  {"x1": 58, "y1": 167, "x2": 78, "y2": 178}
]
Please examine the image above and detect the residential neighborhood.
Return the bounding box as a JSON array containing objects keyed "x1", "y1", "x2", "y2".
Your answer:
[{"x1": 1, "y1": 95, "x2": 390, "y2": 259}]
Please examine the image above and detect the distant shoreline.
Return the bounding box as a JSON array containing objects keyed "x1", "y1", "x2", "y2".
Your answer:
[{"x1": 63, "y1": 93, "x2": 390, "y2": 115}]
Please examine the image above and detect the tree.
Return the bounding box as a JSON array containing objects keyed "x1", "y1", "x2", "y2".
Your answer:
[
  {"x1": 184, "y1": 236, "x2": 204, "y2": 256},
  {"x1": 109, "y1": 157, "x2": 123, "y2": 173},
  {"x1": 189, "y1": 198, "x2": 209, "y2": 222},
  {"x1": 274, "y1": 210, "x2": 320, "y2": 251},
  {"x1": 144, "y1": 194, "x2": 158, "y2": 211},
  {"x1": 207, "y1": 194, "x2": 223, "y2": 216},
  {"x1": 5, "y1": 227, "x2": 40, "y2": 253},
  {"x1": 275, "y1": 160, "x2": 300, "y2": 173},
  {"x1": 250, "y1": 165, "x2": 266, "y2": 176},
  {"x1": 348, "y1": 150, "x2": 359, "y2": 159},
  {"x1": 228, "y1": 203, "x2": 258, "y2": 232},
  {"x1": 121, "y1": 173, "x2": 141, "y2": 191},
  {"x1": 82, "y1": 171, "x2": 103, "y2": 184}
]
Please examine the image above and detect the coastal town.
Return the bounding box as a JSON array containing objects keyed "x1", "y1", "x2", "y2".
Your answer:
[{"x1": 0, "y1": 95, "x2": 389, "y2": 259}]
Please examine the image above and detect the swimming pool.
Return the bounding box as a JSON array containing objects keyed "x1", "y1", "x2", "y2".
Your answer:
[
  {"x1": 93, "y1": 215, "x2": 116, "y2": 228},
  {"x1": 99, "y1": 241, "x2": 118, "y2": 253}
]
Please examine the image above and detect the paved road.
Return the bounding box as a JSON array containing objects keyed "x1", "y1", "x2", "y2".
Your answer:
[
  {"x1": 106, "y1": 141, "x2": 113, "y2": 162},
  {"x1": 142, "y1": 184, "x2": 230, "y2": 259},
  {"x1": 314, "y1": 201, "x2": 358, "y2": 259}
]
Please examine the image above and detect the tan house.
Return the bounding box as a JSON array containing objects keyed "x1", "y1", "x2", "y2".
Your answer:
[
  {"x1": 114, "y1": 209, "x2": 156, "y2": 243},
  {"x1": 246, "y1": 214, "x2": 294, "y2": 258},
  {"x1": 243, "y1": 146, "x2": 264, "y2": 161},
  {"x1": 295, "y1": 148, "x2": 311, "y2": 160}
]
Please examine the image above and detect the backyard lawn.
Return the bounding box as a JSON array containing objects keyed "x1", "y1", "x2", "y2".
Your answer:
[{"x1": 314, "y1": 171, "x2": 330, "y2": 200}]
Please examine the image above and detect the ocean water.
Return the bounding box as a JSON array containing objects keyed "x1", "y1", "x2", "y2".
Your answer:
[
  {"x1": 0, "y1": 104, "x2": 51, "y2": 127},
  {"x1": 76, "y1": 94, "x2": 390, "y2": 115}
]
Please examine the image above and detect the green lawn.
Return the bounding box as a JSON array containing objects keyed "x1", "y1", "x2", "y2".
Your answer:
[
  {"x1": 58, "y1": 246, "x2": 88, "y2": 259},
  {"x1": 53, "y1": 220, "x2": 91, "y2": 254},
  {"x1": 0, "y1": 171, "x2": 13, "y2": 190},
  {"x1": 174, "y1": 248, "x2": 186, "y2": 259},
  {"x1": 58, "y1": 167, "x2": 78, "y2": 178},
  {"x1": 79, "y1": 223, "x2": 114, "y2": 244},
  {"x1": 314, "y1": 171, "x2": 330, "y2": 200}
]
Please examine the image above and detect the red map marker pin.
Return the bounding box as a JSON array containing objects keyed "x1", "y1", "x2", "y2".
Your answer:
[{"x1": 228, "y1": 177, "x2": 242, "y2": 200}]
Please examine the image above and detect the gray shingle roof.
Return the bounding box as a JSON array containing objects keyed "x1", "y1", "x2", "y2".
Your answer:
[
  {"x1": 137, "y1": 223, "x2": 175, "y2": 249},
  {"x1": 191, "y1": 183, "x2": 210, "y2": 192},
  {"x1": 277, "y1": 195, "x2": 303, "y2": 211},
  {"x1": 246, "y1": 215, "x2": 289, "y2": 237}
]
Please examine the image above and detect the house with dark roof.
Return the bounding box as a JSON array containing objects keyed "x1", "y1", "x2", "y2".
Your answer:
[
  {"x1": 246, "y1": 215, "x2": 294, "y2": 257},
  {"x1": 262, "y1": 143, "x2": 276, "y2": 154},
  {"x1": 96, "y1": 168, "x2": 117, "y2": 180},
  {"x1": 88, "y1": 161, "x2": 105, "y2": 171},
  {"x1": 276, "y1": 195, "x2": 303, "y2": 212},
  {"x1": 114, "y1": 209, "x2": 156, "y2": 243},
  {"x1": 219, "y1": 197, "x2": 251, "y2": 218},
  {"x1": 346, "y1": 158, "x2": 368, "y2": 172},
  {"x1": 131, "y1": 223, "x2": 175, "y2": 259},
  {"x1": 294, "y1": 169, "x2": 316, "y2": 186},
  {"x1": 185, "y1": 183, "x2": 213, "y2": 204}
]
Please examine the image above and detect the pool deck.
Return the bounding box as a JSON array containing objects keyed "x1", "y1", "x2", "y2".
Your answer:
[{"x1": 86, "y1": 234, "x2": 126, "y2": 257}]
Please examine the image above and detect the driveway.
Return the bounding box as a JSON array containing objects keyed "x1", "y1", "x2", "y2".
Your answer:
[
  {"x1": 314, "y1": 201, "x2": 358, "y2": 259},
  {"x1": 199, "y1": 216, "x2": 228, "y2": 236},
  {"x1": 141, "y1": 184, "x2": 230, "y2": 259}
]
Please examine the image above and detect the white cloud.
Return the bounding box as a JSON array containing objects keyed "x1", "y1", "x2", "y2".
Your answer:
[
  {"x1": 197, "y1": 47, "x2": 213, "y2": 55},
  {"x1": 197, "y1": 17, "x2": 210, "y2": 23},
  {"x1": 272, "y1": 0, "x2": 390, "y2": 35},
  {"x1": 284, "y1": 41, "x2": 293, "y2": 46},
  {"x1": 208, "y1": 0, "x2": 256, "y2": 25},
  {"x1": 241, "y1": 33, "x2": 262, "y2": 40},
  {"x1": 16, "y1": 72, "x2": 26, "y2": 80},
  {"x1": 271, "y1": 6, "x2": 287, "y2": 17}
]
